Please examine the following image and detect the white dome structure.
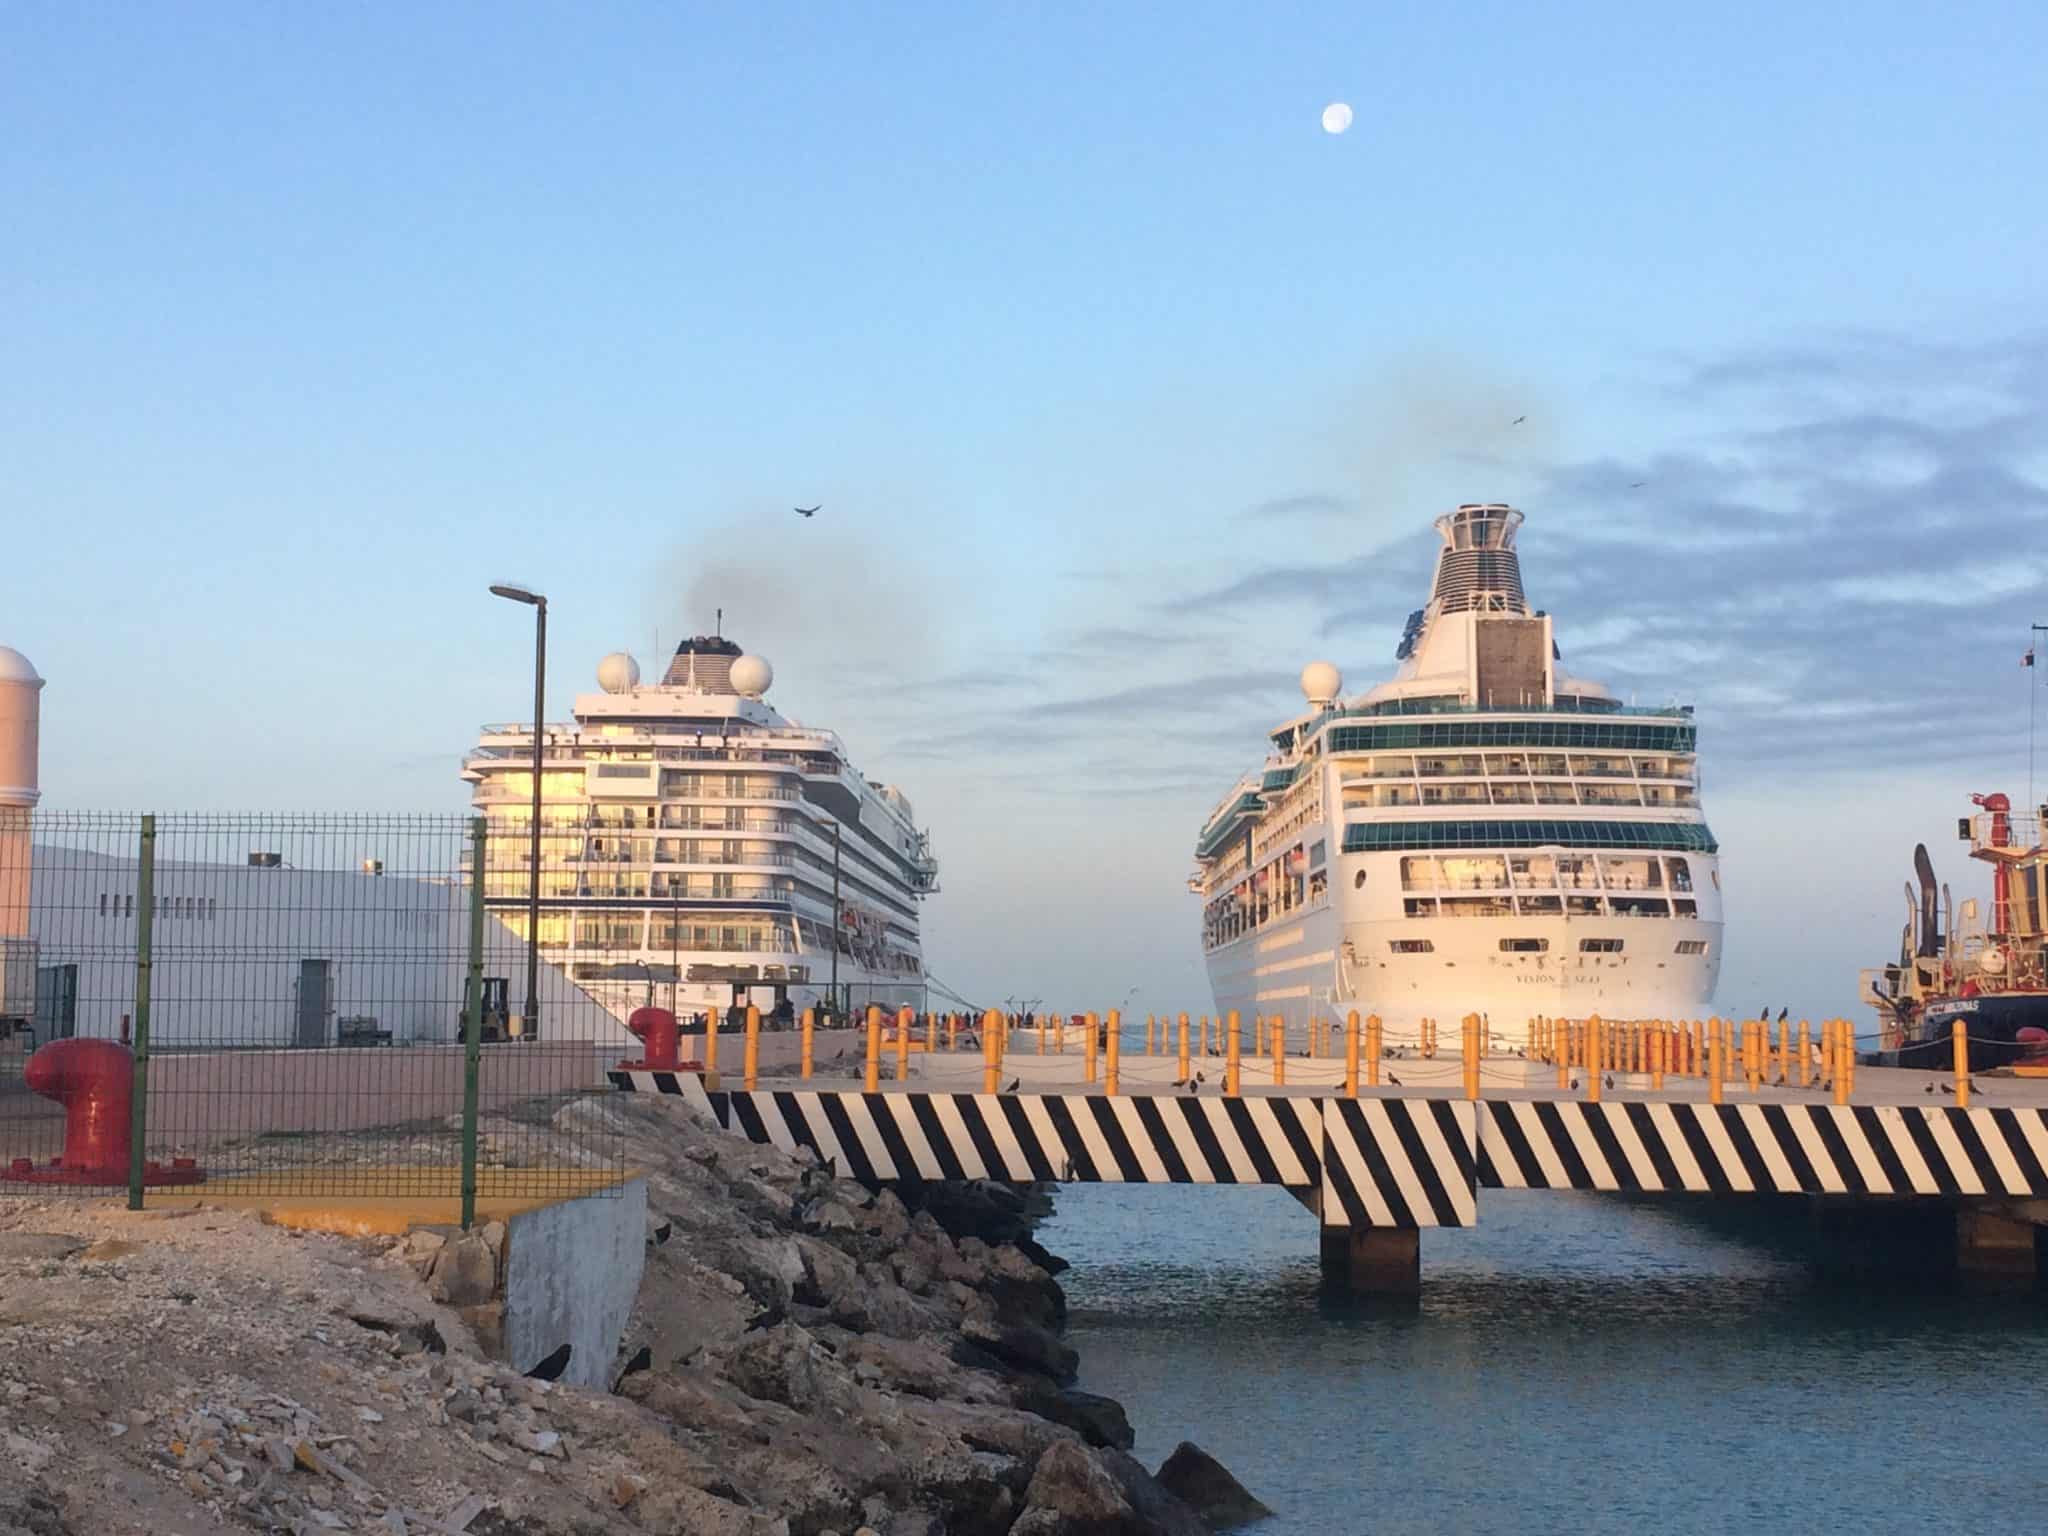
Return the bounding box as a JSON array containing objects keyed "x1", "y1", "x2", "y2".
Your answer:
[
  {"x1": 1299, "y1": 660, "x2": 1343, "y2": 706},
  {"x1": 596, "y1": 652, "x2": 641, "y2": 693},
  {"x1": 729, "y1": 654, "x2": 773, "y2": 699}
]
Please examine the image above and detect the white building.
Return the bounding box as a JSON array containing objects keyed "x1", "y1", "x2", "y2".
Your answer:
[{"x1": 26, "y1": 844, "x2": 628, "y2": 1049}]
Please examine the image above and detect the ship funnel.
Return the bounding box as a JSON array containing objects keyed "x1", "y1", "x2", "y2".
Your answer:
[{"x1": 1430, "y1": 505, "x2": 1529, "y2": 616}]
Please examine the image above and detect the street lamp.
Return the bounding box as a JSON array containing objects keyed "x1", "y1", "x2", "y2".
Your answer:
[{"x1": 489, "y1": 581, "x2": 547, "y2": 1041}]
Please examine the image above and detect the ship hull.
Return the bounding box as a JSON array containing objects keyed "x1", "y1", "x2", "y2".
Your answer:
[
  {"x1": 1883, "y1": 993, "x2": 2048, "y2": 1072},
  {"x1": 1205, "y1": 872, "x2": 1722, "y2": 1048}
]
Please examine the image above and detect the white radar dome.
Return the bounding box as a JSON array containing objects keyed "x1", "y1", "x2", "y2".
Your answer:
[
  {"x1": 1300, "y1": 660, "x2": 1343, "y2": 706},
  {"x1": 729, "y1": 654, "x2": 773, "y2": 698},
  {"x1": 596, "y1": 652, "x2": 641, "y2": 693}
]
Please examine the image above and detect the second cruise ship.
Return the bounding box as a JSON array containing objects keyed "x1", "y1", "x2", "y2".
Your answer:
[
  {"x1": 1192, "y1": 504, "x2": 1722, "y2": 1045},
  {"x1": 462, "y1": 635, "x2": 938, "y2": 1029}
]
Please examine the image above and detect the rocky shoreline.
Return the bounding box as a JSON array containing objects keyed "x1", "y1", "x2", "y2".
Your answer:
[
  {"x1": 609, "y1": 1092, "x2": 1268, "y2": 1534},
  {"x1": 0, "y1": 1093, "x2": 1266, "y2": 1536}
]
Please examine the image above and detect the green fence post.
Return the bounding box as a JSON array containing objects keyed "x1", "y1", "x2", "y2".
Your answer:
[
  {"x1": 461, "y1": 816, "x2": 487, "y2": 1229},
  {"x1": 127, "y1": 814, "x2": 156, "y2": 1211}
]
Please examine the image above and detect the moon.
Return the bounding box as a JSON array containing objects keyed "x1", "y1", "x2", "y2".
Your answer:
[{"x1": 1321, "y1": 102, "x2": 1353, "y2": 135}]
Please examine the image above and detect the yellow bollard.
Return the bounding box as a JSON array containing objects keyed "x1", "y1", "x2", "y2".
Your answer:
[
  {"x1": 1106, "y1": 1009, "x2": 1122, "y2": 1095},
  {"x1": 1708, "y1": 1018, "x2": 1724, "y2": 1105},
  {"x1": 1587, "y1": 1015, "x2": 1602, "y2": 1101},
  {"x1": 744, "y1": 1004, "x2": 761, "y2": 1090},
  {"x1": 927, "y1": 1010, "x2": 938, "y2": 1054},
  {"x1": 1953, "y1": 1017, "x2": 1969, "y2": 1108},
  {"x1": 800, "y1": 1007, "x2": 815, "y2": 1080},
  {"x1": 982, "y1": 1007, "x2": 1002, "y2": 1095},
  {"x1": 1746, "y1": 1020, "x2": 1761, "y2": 1094},
  {"x1": 1557, "y1": 1020, "x2": 1571, "y2": 1092},
  {"x1": 895, "y1": 1005, "x2": 913, "y2": 1081},
  {"x1": 1226, "y1": 1009, "x2": 1242, "y2": 1096},
  {"x1": 1650, "y1": 1025, "x2": 1665, "y2": 1092},
  {"x1": 1199, "y1": 1015, "x2": 1209, "y2": 1057},
  {"x1": 1055, "y1": 1012, "x2": 1066, "y2": 1054},
  {"x1": 864, "y1": 1005, "x2": 882, "y2": 1093},
  {"x1": 1366, "y1": 1013, "x2": 1382, "y2": 1087},
  {"x1": 1463, "y1": 1012, "x2": 1480, "y2": 1101},
  {"x1": 1272, "y1": 1015, "x2": 1286, "y2": 1087},
  {"x1": 1255, "y1": 1013, "x2": 1267, "y2": 1056},
  {"x1": 1084, "y1": 1012, "x2": 1099, "y2": 1084},
  {"x1": 703, "y1": 1005, "x2": 720, "y2": 1076},
  {"x1": 1178, "y1": 1012, "x2": 1191, "y2": 1081},
  {"x1": 1839, "y1": 1019, "x2": 1855, "y2": 1103},
  {"x1": 1797, "y1": 1018, "x2": 1810, "y2": 1087},
  {"x1": 1345, "y1": 1008, "x2": 1361, "y2": 1098}
]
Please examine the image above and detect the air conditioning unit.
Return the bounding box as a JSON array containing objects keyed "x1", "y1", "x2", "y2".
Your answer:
[{"x1": 361, "y1": 859, "x2": 385, "y2": 876}]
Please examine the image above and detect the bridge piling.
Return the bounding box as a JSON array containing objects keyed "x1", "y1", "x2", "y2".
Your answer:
[{"x1": 1321, "y1": 1224, "x2": 1421, "y2": 1299}]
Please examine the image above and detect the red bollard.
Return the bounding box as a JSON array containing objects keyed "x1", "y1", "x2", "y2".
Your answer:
[
  {"x1": 3, "y1": 1037, "x2": 202, "y2": 1187},
  {"x1": 622, "y1": 1006, "x2": 683, "y2": 1070}
]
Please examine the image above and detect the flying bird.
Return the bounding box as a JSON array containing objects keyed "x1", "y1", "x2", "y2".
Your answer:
[
  {"x1": 1629, "y1": 481, "x2": 1646, "y2": 489},
  {"x1": 1511, "y1": 415, "x2": 1527, "y2": 425},
  {"x1": 794, "y1": 505, "x2": 819, "y2": 517}
]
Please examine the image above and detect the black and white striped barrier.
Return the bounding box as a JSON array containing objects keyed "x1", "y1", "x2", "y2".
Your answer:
[
  {"x1": 609, "y1": 1073, "x2": 2048, "y2": 1223},
  {"x1": 1322, "y1": 1099, "x2": 1478, "y2": 1229},
  {"x1": 1478, "y1": 1100, "x2": 2048, "y2": 1199}
]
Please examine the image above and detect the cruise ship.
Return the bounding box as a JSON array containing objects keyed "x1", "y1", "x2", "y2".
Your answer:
[
  {"x1": 1192, "y1": 504, "x2": 1722, "y2": 1046},
  {"x1": 462, "y1": 636, "x2": 938, "y2": 1028}
]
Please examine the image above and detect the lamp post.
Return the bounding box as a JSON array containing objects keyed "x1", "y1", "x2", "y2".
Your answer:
[{"x1": 489, "y1": 582, "x2": 547, "y2": 1041}]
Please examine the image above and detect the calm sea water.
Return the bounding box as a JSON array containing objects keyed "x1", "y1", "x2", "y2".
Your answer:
[{"x1": 1041, "y1": 1185, "x2": 2048, "y2": 1536}]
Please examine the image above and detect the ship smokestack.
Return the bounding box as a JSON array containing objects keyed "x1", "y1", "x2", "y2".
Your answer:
[{"x1": 1430, "y1": 504, "x2": 1529, "y2": 616}]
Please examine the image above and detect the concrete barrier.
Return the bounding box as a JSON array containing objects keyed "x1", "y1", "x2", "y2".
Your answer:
[{"x1": 502, "y1": 1175, "x2": 648, "y2": 1389}]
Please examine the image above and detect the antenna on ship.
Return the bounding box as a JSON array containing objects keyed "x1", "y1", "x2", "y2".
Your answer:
[{"x1": 2030, "y1": 621, "x2": 2047, "y2": 814}]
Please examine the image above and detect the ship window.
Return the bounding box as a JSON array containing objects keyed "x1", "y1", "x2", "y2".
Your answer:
[
  {"x1": 1389, "y1": 939, "x2": 1435, "y2": 953},
  {"x1": 1579, "y1": 937, "x2": 1624, "y2": 953},
  {"x1": 1499, "y1": 938, "x2": 1548, "y2": 953},
  {"x1": 1342, "y1": 819, "x2": 1718, "y2": 854},
  {"x1": 1675, "y1": 940, "x2": 1709, "y2": 955}
]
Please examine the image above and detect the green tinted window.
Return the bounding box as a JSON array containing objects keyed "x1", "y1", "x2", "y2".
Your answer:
[
  {"x1": 1324, "y1": 721, "x2": 1696, "y2": 753},
  {"x1": 1342, "y1": 820, "x2": 1718, "y2": 853}
]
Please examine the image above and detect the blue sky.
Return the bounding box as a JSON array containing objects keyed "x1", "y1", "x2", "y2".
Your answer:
[{"x1": 5, "y1": 4, "x2": 2045, "y2": 1019}]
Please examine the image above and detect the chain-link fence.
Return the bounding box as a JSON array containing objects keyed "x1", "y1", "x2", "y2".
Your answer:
[{"x1": 0, "y1": 811, "x2": 626, "y2": 1221}]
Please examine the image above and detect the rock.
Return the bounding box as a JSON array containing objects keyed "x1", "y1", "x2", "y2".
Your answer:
[
  {"x1": 426, "y1": 1235, "x2": 497, "y2": 1307},
  {"x1": 718, "y1": 1322, "x2": 834, "y2": 1411},
  {"x1": 958, "y1": 1320, "x2": 1078, "y2": 1385},
  {"x1": 0, "y1": 1234, "x2": 85, "y2": 1263},
  {"x1": 1015, "y1": 1384, "x2": 1134, "y2": 1451},
  {"x1": 0, "y1": 1487, "x2": 69, "y2": 1536},
  {"x1": 611, "y1": 1472, "x2": 648, "y2": 1508},
  {"x1": 1154, "y1": 1442, "x2": 1272, "y2": 1530},
  {"x1": 1017, "y1": 1235, "x2": 1070, "y2": 1276},
  {"x1": 1018, "y1": 1441, "x2": 1134, "y2": 1530}
]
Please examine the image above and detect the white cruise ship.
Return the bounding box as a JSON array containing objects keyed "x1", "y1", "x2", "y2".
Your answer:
[
  {"x1": 1192, "y1": 504, "x2": 1722, "y2": 1046},
  {"x1": 462, "y1": 636, "x2": 938, "y2": 1028}
]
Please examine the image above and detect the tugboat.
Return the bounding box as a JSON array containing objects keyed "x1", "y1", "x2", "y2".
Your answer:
[{"x1": 1862, "y1": 793, "x2": 2048, "y2": 1071}]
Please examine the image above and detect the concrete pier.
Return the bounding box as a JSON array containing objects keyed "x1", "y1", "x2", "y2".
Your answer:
[
  {"x1": 1320, "y1": 1225, "x2": 1420, "y2": 1298},
  {"x1": 1956, "y1": 1202, "x2": 2045, "y2": 1290}
]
